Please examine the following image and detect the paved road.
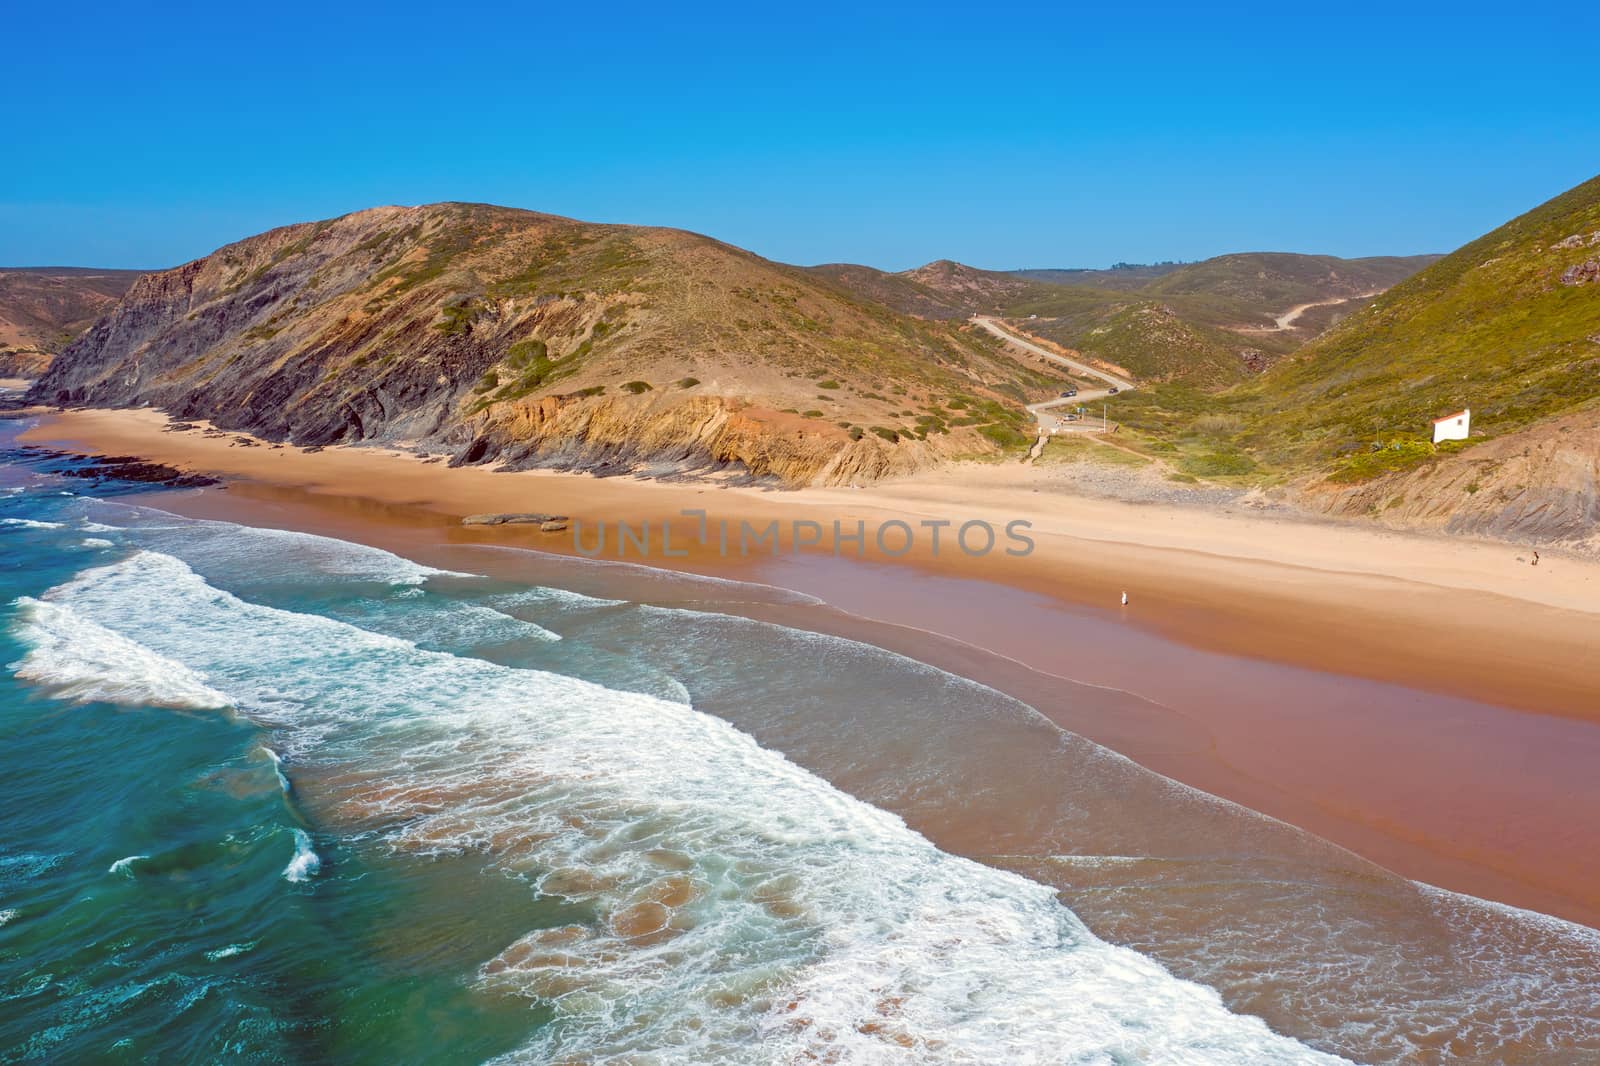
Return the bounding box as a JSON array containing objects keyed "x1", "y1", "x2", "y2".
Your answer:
[{"x1": 971, "y1": 316, "x2": 1136, "y2": 436}]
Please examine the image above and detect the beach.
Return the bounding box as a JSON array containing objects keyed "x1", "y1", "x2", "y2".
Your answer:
[
  {"x1": 15, "y1": 407, "x2": 1600, "y2": 935},
  {"x1": 7, "y1": 407, "x2": 1600, "y2": 1063}
]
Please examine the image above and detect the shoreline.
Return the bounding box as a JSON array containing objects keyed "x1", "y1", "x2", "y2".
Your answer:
[
  {"x1": 17, "y1": 407, "x2": 1600, "y2": 929},
  {"x1": 21, "y1": 407, "x2": 1600, "y2": 715}
]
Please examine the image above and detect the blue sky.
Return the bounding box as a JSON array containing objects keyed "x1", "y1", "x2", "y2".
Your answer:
[{"x1": 4, "y1": 3, "x2": 1596, "y2": 270}]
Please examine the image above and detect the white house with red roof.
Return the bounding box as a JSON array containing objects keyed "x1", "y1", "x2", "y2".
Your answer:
[{"x1": 1431, "y1": 408, "x2": 1470, "y2": 444}]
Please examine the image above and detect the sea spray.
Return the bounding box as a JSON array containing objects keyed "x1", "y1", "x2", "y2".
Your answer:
[{"x1": 282, "y1": 829, "x2": 320, "y2": 883}]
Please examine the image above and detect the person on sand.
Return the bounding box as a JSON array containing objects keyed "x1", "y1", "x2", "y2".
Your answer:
[
  {"x1": 1532, "y1": 550, "x2": 1540, "y2": 567},
  {"x1": 1120, "y1": 591, "x2": 1128, "y2": 606}
]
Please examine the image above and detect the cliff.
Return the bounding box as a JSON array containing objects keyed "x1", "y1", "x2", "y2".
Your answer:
[{"x1": 33, "y1": 204, "x2": 1057, "y2": 485}]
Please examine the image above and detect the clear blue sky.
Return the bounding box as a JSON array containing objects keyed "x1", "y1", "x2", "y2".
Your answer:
[{"x1": 4, "y1": 2, "x2": 1596, "y2": 271}]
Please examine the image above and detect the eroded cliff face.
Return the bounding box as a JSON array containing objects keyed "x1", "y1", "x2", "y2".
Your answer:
[
  {"x1": 33, "y1": 203, "x2": 1045, "y2": 486},
  {"x1": 33, "y1": 209, "x2": 495, "y2": 445},
  {"x1": 1299, "y1": 407, "x2": 1600, "y2": 550},
  {"x1": 455, "y1": 393, "x2": 963, "y2": 486}
]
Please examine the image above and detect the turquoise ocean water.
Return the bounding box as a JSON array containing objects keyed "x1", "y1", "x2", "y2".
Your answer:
[{"x1": 2, "y1": 418, "x2": 1598, "y2": 1064}]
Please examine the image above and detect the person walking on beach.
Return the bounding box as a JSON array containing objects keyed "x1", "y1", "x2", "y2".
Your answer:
[
  {"x1": 1532, "y1": 550, "x2": 1540, "y2": 567},
  {"x1": 1121, "y1": 591, "x2": 1128, "y2": 606}
]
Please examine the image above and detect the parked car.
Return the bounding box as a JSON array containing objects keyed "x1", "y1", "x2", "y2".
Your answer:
[
  {"x1": 1059, "y1": 389, "x2": 1077, "y2": 398},
  {"x1": 1107, "y1": 386, "x2": 1120, "y2": 394}
]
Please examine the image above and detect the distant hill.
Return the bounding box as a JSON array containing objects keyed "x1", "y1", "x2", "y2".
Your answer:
[
  {"x1": 0, "y1": 267, "x2": 146, "y2": 352},
  {"x1": 805, "y1": 259, "x2": 1045, "y2": 320},
  {"x1": 34, "y1": 204, "x2": 1061, "y2": 485},
  {"x1": 1011, "y1": 262, "x2": 1189, "y2": 290},
  {"x1": 817, "y1": 253, "x2": 1438, "y2": 386},
  {"x1": 1111, "y1": 173, "x2": 1600, "y2": 544}
]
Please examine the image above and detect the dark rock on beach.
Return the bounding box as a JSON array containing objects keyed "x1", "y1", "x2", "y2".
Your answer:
[
  {"x1": 461, "y1": 512, "x2": 569, "y2": 528},
  {"x1": 15, "y1": 447, "x2": 221, "y2": 489}
]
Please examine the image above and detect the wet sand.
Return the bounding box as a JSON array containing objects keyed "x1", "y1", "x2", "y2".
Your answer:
[{"x1": 19, "y1": 408, "x2": 1600, "y2": 929}]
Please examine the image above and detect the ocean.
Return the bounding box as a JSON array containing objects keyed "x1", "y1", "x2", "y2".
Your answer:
[{"x1": 1, "y1": 420, "x2": 1597, "y2": 1064}]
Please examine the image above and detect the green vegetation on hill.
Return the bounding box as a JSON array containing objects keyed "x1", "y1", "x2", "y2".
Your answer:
[
  {"x1": 813, "y1": 252, "x2": 1437, "y2": 386},
  {"x1": 1104, "y1": 173, "x2": 1600, "y2": 483}
]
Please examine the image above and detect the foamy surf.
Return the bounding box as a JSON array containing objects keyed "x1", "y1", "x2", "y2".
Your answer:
[
  {"x1": 20, "y1": 549, "x2": 1341, "y2": 1064},
  {"x1": 203, "y1": 942, "x2": 256, "y2": 961},
  {"x1": 8, "y1": 596, "x2": 232, "y2": 711},
  {"x1": 282, "y1": 829, "x2": 320, "y2": 883},
  {"x1": 108, "y1": 855, "x2": 148, "y2": 876},
  {"x1": 259, "y1": 746, "x2": 292, "y2": 794},
  {"x1": 2, "y1": 518, "x2": 65, "y2": 530}
]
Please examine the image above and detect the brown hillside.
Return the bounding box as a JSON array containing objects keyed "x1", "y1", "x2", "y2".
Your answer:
[{"x1": 35, "y1": 204, "x2": 1063, "y2": 485}]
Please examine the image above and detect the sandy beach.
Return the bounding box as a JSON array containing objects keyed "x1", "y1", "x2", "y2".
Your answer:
[{"x1": 17, "y1": 407, "x2": 1600, "y2": 929}]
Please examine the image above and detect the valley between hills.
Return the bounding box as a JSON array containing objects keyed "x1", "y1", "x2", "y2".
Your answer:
[{"x1": 6, "y1": 173, "x2": 1599, "y2": 549}]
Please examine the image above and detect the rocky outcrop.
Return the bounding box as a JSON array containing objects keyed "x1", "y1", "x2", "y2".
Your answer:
[
  {"x1": 454, "y1": 393, "x2": 960, "y2": 487},
  {"x1": 1561, "y1": 259, "x2": 1600, "y2": 287},
  {"x1": 1299, "y1": 407, "x2": 1600, "y2": 549},
  {"x1": 461, "y1": 513, "x2": 568, "y2": 526}
]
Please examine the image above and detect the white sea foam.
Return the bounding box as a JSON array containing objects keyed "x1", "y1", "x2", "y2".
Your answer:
[
  {"x1": 359, "y1": 599, "x2": 562, "y2": 648},
  {"x1": 90, "y1": 505, "x2": 476, "y2": 587},
  {"x1": 258, "y1": 746, "x2": 293, "y2": 793},
  {"x1": 32, "y1": 549, "x2": 1340, "y2": 1064},
  {"x1": 283, "y1": 829, "x2": 320, "y2": 883},
  {"x1": 79, "y1": 521, "x2": 119, "y2": 533},
  {"x1": 80, "y1": 538, "x2": 115, "y2": 549},
  {"x1": 9, "y1": 597, "x2": 232, "y2": 711},
  {"x1": 204, "y1": 941, "x2": 256, "y2": 961},
  {"x1": 188, "y1": 521, "x2": 476, "y2": 585},
  {"x1": 0, "y1": 908, "x2": 16, "y2": 927},
  {"x1": 2, "y1": 518, "x2": 64, "y2": 530},
  {"x1": 489, "y1": 584, "x2": 627, "y2": 611},
  {"x1": 109, "y1": 855, "x2": 148, "y2": 876}
]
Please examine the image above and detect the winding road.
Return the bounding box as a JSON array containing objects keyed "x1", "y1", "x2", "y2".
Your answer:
[
  {"x1": 970, "y1": 317, "x2": 1137, "y2": 453},
  {"x1": 1229, "y1": 290, "x2": 1382, "y2": 334}
]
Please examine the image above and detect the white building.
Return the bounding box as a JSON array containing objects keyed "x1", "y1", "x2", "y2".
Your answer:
[{"x1": 1431, "y1": 408, "x2": 1470, "y2": 444}]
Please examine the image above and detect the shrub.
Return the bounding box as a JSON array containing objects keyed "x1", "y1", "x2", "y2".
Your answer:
[
  {"x1": 507, "y1": 338, "x2": 547, "y2": 367},
  {"x1": 803, "y1": 409, "x2": 823, "y2": 418},
  {"x1": 1182, "y1": 449, "x2": 1258, "y2": 477},
  {"x1": 621, "y1": 380, "x2": 653, "y2": 394},
  {"x1": 871, "y1": 426, "x2": 901, "y2": 443},
  {"x1": 677, "y1": 377, "x2": 701, "y2": 389},
  {"x1": 434, "y1": 300, "x2": 476, "y2": 336},
  {"x1": 1192, "y1": 413, "x2": 1243, "y2": 437},
  {"x1": 1325, "y1": 438, "x2": 1435, "y2": 483},
  {"x1": 978, "y1": 423, "x2": 1029, "y2": 449},
  {"x1": 817, "y1": 379, "x2": 841, "y2": 389}
]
